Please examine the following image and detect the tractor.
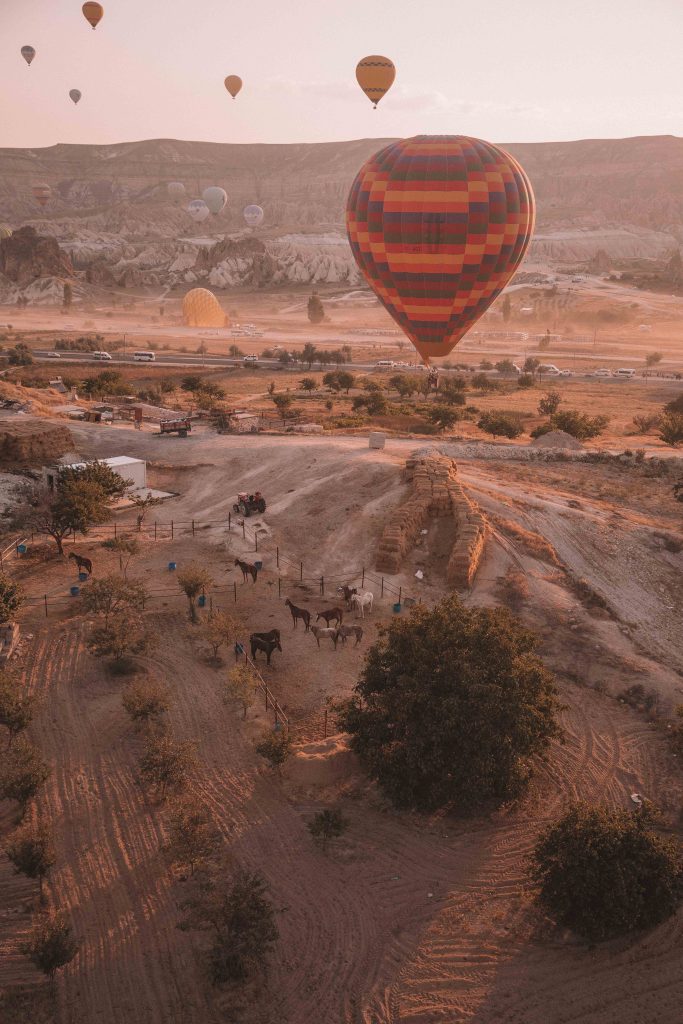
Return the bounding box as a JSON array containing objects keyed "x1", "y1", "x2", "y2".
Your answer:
[{"x1": 233, "y1": 491, "x2": 266, "y2": 516}]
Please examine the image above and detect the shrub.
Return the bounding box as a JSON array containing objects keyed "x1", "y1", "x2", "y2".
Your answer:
[
  {"x1": 167, "y1": 798, "x2": 220, "y2": 875},
  {"x1": 659, "y1": 412, "x2": 683, "y2": 447},
  {"x1": 81, "y1": 575, "x2": 147, "y2": 626},
  {"x1": 538, "y1": 391, "x2": 562, "y2": 416},
  {"x1": 632, "y1": 414, "x2": 660, "y2": 435},
  {"x1": 426, "y1": 405, "x2": 461, "y2": 430},
  {"x1": 88, "y1": 612, "x2": 156, "y2": 669},
  {"x1": 531, "y1": 803, "x2": 683, "y2": 942},
  {"x1": 5, "y1": 820, "x2": 55, "y2": 895},
  {"x1": 549, "y1": 409, "x2": 609, "y2": 440},
  {"x1": 201, "y1": 609, "x2": 240, "y2": 661},
  {"x1": 308, "y1": 808, "x2": 348, "y2": 851},
  {"x1": 517, "y1": 373, "x2": 535, "y2": 389},
  {"x1": 255, "y1": 730, "x2": 292, "y2": 772},
  {"x1": 21, "y1": 911, "x2": 79, "y2": 979},
  {"x1": 0, "y1": 738, "x2": 50, "y2": 814},
  {"x1": 471, "y1": 372, "x2": 498, "y2": 391},
  {"x1": 477, "y1": 411, "x2": 524, "y2": 439},
  {"x1": 121, "y1": 678, "x2": 171, "y2": 726},
  {"x1": 224, "y1": 664, "x2": 256, "y2": 719},
  {"x1": 177, "y1": 563, "x2": 213, "y2": 623},
  {"x1": 138, "y1": 732, "x2": 198, "y2": 801},
  {"x1": 0, "y1": 573, "x2": 23, "y2": 623},
  {"x1": 0, "y1": 672, "x2": 37, "y2": 746}
]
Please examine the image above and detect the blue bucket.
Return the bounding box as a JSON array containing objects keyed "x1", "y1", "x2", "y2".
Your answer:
[
  {"x1": 17, "y1": 544, "x2": 27, "y2": 555},
  {"x1": 393, "y1": 602, "x2": 402, "y2": 613},
  {"x1": 70, "y1": 585, "x2": 80, "y2": 597},
  {"x1": 198, "y1": 594, "x2": 206, "y2": 608},
  {"x1": 254, "y1": 560, "x2": 263, "y2": 571},
  {"x1": 78, "y1": 571, "x2": 88, "y2": 582},
  {"x1": 168, "y1": 561, "x2": 177, "y2": 571}
]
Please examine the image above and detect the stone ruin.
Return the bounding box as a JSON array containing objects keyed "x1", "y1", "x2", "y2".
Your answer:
[{"x1": 376, "y1": 453, "x2": 488, "y2": 589}]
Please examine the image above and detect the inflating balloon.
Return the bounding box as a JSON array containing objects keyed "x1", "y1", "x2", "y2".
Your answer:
[
  {"x1": 202, "y1": 186, "x2": 227, "y2": 216},
  {"x1": 32, "y1": 183, "x2": 52, "y2": 208},
  {"x1": 82, "y1": 2, "x2": 104, "y2": 28},
  {"x1": 243, "y1": 204, "x2": 264, "y2": 228},
  {"x1": 182, "y1": 288, "x2": 228, "y2": 328},
  {"x1": 21, "y1": 46, "x2": 36, "y2": 67},
  {"x1": 187, "y1": 199, "x2": 210, "y2": 223},
  {"x1": 69, "y1": 89, "x2": 82, "y2": 105},
  {"x1": 346, "y1": 135, "x2": 535, "y2": 364},
  {"x1": 224, "y1": 75, "x2": 242, "y2": 99},
  {"x1": 356, "y1": 55, "x2": 395, "y2": 108},
  {"x1": 168, "y1": 181, "x2": 186, "y2": 202}
]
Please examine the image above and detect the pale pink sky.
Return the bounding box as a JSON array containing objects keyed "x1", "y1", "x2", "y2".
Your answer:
[{"x1": 2, "y1": 0, "x2": 682, "y2": 149}]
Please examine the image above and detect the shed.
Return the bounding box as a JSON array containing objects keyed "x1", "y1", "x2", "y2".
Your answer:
[
  {"x1": 230, "y1": 412, "x2": 261, "y2": 434},
  {"x1": 44, "y1": 455, "x2": 147, "y2": 492}
]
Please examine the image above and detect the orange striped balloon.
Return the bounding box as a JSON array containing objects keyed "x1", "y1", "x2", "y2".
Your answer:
[
  {"x1": 82, "y1": 2, "x2": 104, "y2": 29},
  {"x1": 356, "y1": 55, "x2": 396, "y2": 108}
]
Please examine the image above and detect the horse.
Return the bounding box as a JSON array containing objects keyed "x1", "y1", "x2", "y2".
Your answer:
[
  {"x1": 250, "y1": 629, "x2": 281, "y2": 644},
  {"x1": 235, "y1": 557, "x2": 258, "y2": 583},
  {"x1": 336, "y1": 585, "x2": 358, "y2": 609},
  {"x1": 311, "y1": 625, "x2": 339, "y2": 649},
  {"x1": 285, "y1": 599, "x2": 311, "y2": 631},
  {"x1": 316, "y1": 607, "x2": 344, "y2": 628},
  {"x1": 335, "y1": 624, "x2": 363, "y2": 646},
  {"x1": 68, "y1": 552, "x2": 93, "y2": 575},
  {"x1": 350, "y1": 591, "x2": 374, "y2": 619},
  {"x1": 249, "y1": 634, "x2": 282, "y2": 665}
]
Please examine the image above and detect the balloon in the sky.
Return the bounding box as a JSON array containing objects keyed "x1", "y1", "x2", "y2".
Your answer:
[
  {"x1": 0, "y1": 225, "x2": 13, "y2": 240},
  {"x1": 32, "y1": 183, "x2": 52, "y2": 208},
  {"x1": 82, "y1": 2, "x2": 104, "y2": 28},
  {"x1": 168, "y1": 181, "x2": 186, "y2": 202},
  {"x1": 21, "y1": 46, "x2": 36, "y2": 66},
  {"x1": 202, "y1": 186, "x2": 227, "y2": 216},
  {"x1": 69, "y1": 89, "x2": 82, "y2": 105},
  {"x1": 187, "y1": 199, "x2": 210, "y2": 223},
  {"x1": 346, "y1": 136, "x2": 535, "y2": 364},
  {"x1": 224, "y1": 75, "x2": 242, "y2": 99},
  {"x1": 355, "y1": 55, "x2": 395, "y2": 108},
  {"x1": 243, "y1": 204, "x2": 264, "y2": 228}
]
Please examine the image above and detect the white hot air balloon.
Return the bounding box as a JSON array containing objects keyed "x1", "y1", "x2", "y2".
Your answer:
[
  {"x1": 202, "y1": 186, "x2": 227, "y2": 216},
  {"x1": 69, "y1": 89, "x2": 82, "y2": 105},
  {"x1": 243, "y1": 204, "x2": 264, "y2": 228},
  {"x1": 187, "y1": 199, "x2": 210, "y2": 224},
  {"x1": 168, "y1": 181, "x2": 186, "y2": 202}
]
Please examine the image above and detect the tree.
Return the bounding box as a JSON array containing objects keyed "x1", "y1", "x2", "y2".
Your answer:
[
  {"x1": 129, "y1": 492, "x2": 162, "y2": 531},
  {"x1": 138, "y1": 731, "x2": 198, "y2": 800},
  {"x1": 167, "y1": 798, "x2": 220, "y2": 875},
  {"x1": 531, "y1": 803, "x2": 683, "y2": 943},
  {"x1": 21, "y1": 911, "x2": 79, "y2": 980},
  {"x1": 495, "y1": 359, "x2": 517, "y2": 374},
  {"x1": 299, "y1": 377, "x2": 316, "y2": 392},
  {"x1": 272, "y1": 393, "x2": 293, "y2": 418},
  {"x1": 228, "y1": 344, "x2": 243, "y2": 358},
  {"x1": 426, "y1": 405, "x2": 460, "y2": 430},
  {"x1": 502, "y1": 294, "x2": 511, "y2": 322},
  {"x1": 517, "y1": 373, "x2": 535, "y2": 389},
  {"x1": 179, "y1": 868, "x2": 278, "y2": 985},
  {"x1": 659, "y1": 412, "x2": 683, "y2": 447},
  {"x1": 389, "y1": 374, "x2": 419, "y2": 399},
  {"x1": 632, "y1": 414, "x2": 660, "y2": 435},
  {"x1": 62, "y1": 282, "x2": 73, "y2": 309},
  {"x1": 645, "y1": 351, "x2": 663, "y2": 375},
  {"x1": 181, "y1": 375, "x2": 203, "y2": 393},
  {"x1": 7, "y1": 343, "x2": 33, "y2": 366},
  {"x1": 523, "y1": 356, "x2": 540, "y2": 374},
  {"x1": 538, "y1": 391, "x2": 562, "y2": 416},
  {"x1": 201, "y1": 609, "x2": 240, "y2": 661},
  {"x1": 548, "y1": 409, "x2": 609, "y2": 440},
  {"x1": 0, "y1": 738, "x2": 51, "y2": 815},
  {"x1": 478, "y1": 411, "x2": 523, "y2": 439},
  {"x1": 308, "y1": 808, "x2": 348, "y2": 852},
  {"x1": 0, "y1": 573, "x2": 23, "y2": 624},
  {"x1": 224, "y1": 664, "x2": 256, "y2": 719},
  {"x1": 337, "y1": 370, "x2": 355, "y2": 393},
  {"x1": 307, "y1": 293, "x2": 325, "y2": 325},
  {"x1": 5, "y1": 820, "x2": 55, "y2": 895},
  {"x1": 438, "y1": 378, "x2": 467, "y2": 405},
  {"x1": 81, "y1": 575, "x2": 147, "y2": 627},
  {"x1": 255, "y1": 730, "x2": 292, "y2": 772},
  {"x1": 177, "y1": 563, "x2": 213, "y2": 624},
  {"x1": 87, "y1": 612, "x2": 156, "y2": 668},
  {"x1": 471, "y1": 372, "x2": 498, "y2": 392},
  {"x1": 121, "y1": 677, "x2": 171, "y2": 727},
  {"x1": 301, "y1": 342, "x2": 317, "y2": 368},
  {"x1": 337, "y1": 596, "x2": 561, "y2": 812},
  {"x1": 101, "y1": 535, "x2": 139, "y2": 576},
  {"x1": 0, "y1": 672, "x2": 37, "y2": 746}
]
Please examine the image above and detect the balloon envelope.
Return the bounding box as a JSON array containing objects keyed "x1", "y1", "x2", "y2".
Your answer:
[
  {"x1": 69, "y1": 89, "x2": 82, "y2": 105},
  {"x1": 21, "y1": 46, "x2": 36, "y2": 66},
  {"x1": 187, "y1": 200, "x2": 210, "y2": 223},
  {"x1": 356, "y1": 55, "x2": 395, "y2": 107},
  {"x1": 32, "y1": 183, "x2": 52, "y2": 208},
  {"x1": 168, "y1": 181, "x2": 186, "y2": 201},
  {"x1": 202, "y1": 186, "x2": 227, "y2": 216},
  {"x1": 346, "y1": 135, "x2": 535, "y2": 363},
  {"x1": 224, "y1": 75, "x2": 242, "y2": 99},
  {"x1": 243, "y1": 204, "x2": 264, "y2": 228},
  {"x1": 82, "y1": 2, "x2": 103, "y2": 28},
  {"x1": 182, "y1": 288, "x2": 228, "y2": 328},
  {"x1": 0, "y1": 225, "x2": 13, "y2": 240}
]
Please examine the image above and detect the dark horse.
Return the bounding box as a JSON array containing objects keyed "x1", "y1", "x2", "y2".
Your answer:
[
  {"x1": 316, "y1": 607, "x2": 343, "y2": 627},
  {"x1": 251, "y1": 629, "x2": 281, "y2": 644},
  {"x1": 285, "y1": 598, "x2": 311, "y2": 631},
  {"x1": 250, "y1": 634, "x2": 282, "y2": 666},
  {"x1": 69, "y1": 552, "x2": 93, "y2": 575},
  {"x1": 235, "y1": 557, "x2": 258, "y2": 583}
]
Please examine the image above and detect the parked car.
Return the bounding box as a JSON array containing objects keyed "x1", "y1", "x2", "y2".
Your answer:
[
  {"x1": 592, "y1": 368, "x2": 612, "y2": 378},
  {"x1": 92, "y1": 351, "x2": 112, "y2": 361},
  {"x1": 44, "y1": 351, "x2": 61, "y2": 359},
  {"x1": 558, "y1": 369, "x2": 572, "y2": 377},
  {"x1": 538, "y1": 364, "x2": 561, "y2": 376},
  {"x1": 613, "y1": 367, "x2": 636, "y2": 379},
  {"x1": 243, "y1": 354, "x2": 259, "y2": 362}
]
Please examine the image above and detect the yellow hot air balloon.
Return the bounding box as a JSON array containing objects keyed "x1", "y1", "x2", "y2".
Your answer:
[
  {"x1": 82, "y1": 2, "x2": 104, "y2": 29},
  {"x1": 224, "y1": 75, "x2": 243, "y2": 100},
  {"x1": 356, "y1": 55, "x2": 395, "y2": 108},
  {"x1": 182, "y1": 288, "x2": 228, "y2": 328}
]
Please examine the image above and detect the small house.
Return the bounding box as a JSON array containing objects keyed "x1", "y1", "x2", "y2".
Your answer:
[{"x1": 44, "y1": 455, "x2": 147, "y2": 492}]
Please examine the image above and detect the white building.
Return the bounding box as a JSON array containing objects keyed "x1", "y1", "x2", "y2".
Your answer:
[{"x1": 44, "y1": 455, "x2": 147, "y2": 492}]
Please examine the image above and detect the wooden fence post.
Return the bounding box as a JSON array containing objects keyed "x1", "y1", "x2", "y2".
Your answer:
[
  {"x1": 228, "y1": 512, "x2": 231, "y2": 531},
  {"x1": 255, "y1": 532, "x2": 258, "y2": 552},
  {"x1": 398, "y1": 586, "x2": 402, "y2": 604},
  {"x1": 276, "y1": 546, "x2": 279, "y2": 568},
  {"x1": 300, "y1": 562, "x2": 303, "y2": 581},
  {"x1": 192, "y1": 520, "x2": 195, "y2": 536},
  {"x1": 323, "y1": 708, "x2": 328, "y2": 739},
  {"x1": 320, "y1": 576, "x2": 324, "y2": 595},
  {"x1": 114, "y1": 522, "x2": 117, "y2": 539},
  {"x1": 362, "y1": 567, "x2": 365, "y2": 587},
  {"x1": 44, "y1": 594, "x2": 48, "y2": 618},
  {"x1": 381, "y1": 577, "x2": 384, "y2": 597},
  {"x1": 234, "y1": 582, "x2": 237, "y2": 603},
  {"x1": 171, "y1": 520, "x2": 174, "y2": 540},
  {"x1": 154, "y1": 521, "x2": 157, "y2": 540},
  {"x1": 242, "y1": 522, "x2": 246, "y2": 539},
  {"x1": 278, "y1": 578, "x2": 281, "y2": 598}
]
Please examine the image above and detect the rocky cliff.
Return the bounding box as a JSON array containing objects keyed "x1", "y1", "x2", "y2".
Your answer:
[{"x1": 0, "y1": 225, "x2": 73, "y2": 287}]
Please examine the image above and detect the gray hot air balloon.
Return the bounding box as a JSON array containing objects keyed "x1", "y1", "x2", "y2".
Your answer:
[
  {"x1": 243, "y1": 204, "x2": 264, "y2": 228},
  {"x1": 202, "y1": 186, "x2": 227, "y2": 216},
  {"x1": 69, "y1": 89, "x2": 82, "y2": 105},
  {"x1": 187, "y1": 199, "x2": 210, "y2": 224},
  {"x1": 168, "y1": 181, "x2": 186, "y2": 202},
  {"x1": 21, "y1": 46, "x2": 36, "y2": 67}
]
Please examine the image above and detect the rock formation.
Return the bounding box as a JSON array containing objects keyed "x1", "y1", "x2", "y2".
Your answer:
[{"x1": 0, "y1": 225, "x2": 73, "y2": 287}]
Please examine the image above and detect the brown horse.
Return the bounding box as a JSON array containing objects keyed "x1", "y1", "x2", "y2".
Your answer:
[
  {"x1": 336, "y1": 585, "x2": 357, "y2": 609},
  {"x1": 69, "y1": 552, "x2": 93, "y2": 575},
  {"x1": 285, "y1": 599, "x2": 311, "y2": 631},
  {"x1": 316, "y1": 607, "x2": 343, "y2": 627},
  {"x1": 235, "y1": 557, "x2": 258, "y2": 583}
]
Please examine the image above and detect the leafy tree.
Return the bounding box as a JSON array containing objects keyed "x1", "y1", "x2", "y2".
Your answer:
[
  {"x1": 272, "y1": 393, "x2": 293, "y2": 418},
  {"x1": 523, "y1": 356, "x2": 540, "y2": 374},
  {"x1": 353, "y1": 391, "x2": 387, "y2": 416},
  {"x1": 478, "y1": 411, "x2": 524, "y2": 439},
  {"x1": 178, "y1": 868, "x2": 278, "y2": 985},
  {"x1": 88, "y1": 612, "x2": 156, "y2": 667},
  {"x1": 548, "y1": 409, "x2": 609, "y2": 439},
  {"x1": 531, "y1": 803, "x2": 683, "y2": 943},
  {"x1": 307, "y1": 293, "x2": 325, "y2": 325},
  {"x1": 308, "y1": 808, "x2": 348, "y2": 852},
  {"x1": 337, "y1": 370, "x2": 355, "y2": 393},
  {"x1": 0, "y1": 573, "x2": 23, "y2": 624},
  {"x1": 81, "y1": 575, "x2": 147, "y2": 627},
  {"x1": 255, "y1": 730, "x2": 292, "y2": 772},
  {"x1": 224, "y1": 664, "x2": 256, "y2": 719},
  {"x1": 502, "y1": 294, "x2": 511, "y2": 322},
  {"x1": 181, "y1": 375, "x2": 203, "y2": 393},
  {"x1": 659, "y1": 412, "x2": 683, "y2": 447},
  {"x1": 645, "y1": 351, "x2": 663, "y2": 375},
  {"x1": 21, "y1": 911, "x2": 79, "y2": 980},
  {"x1": 0, "y1": 738, "x2": 51, "y2": 815},
  {"x1": 495, "y1": 359, "x2": 517, "y2": 374},
  {"x1": 121, "y1": 677, "x2": 171, "y2": 727},
  {"x1": 138, "y1": 731, "x2": 198, "y2": 800},
  {"x1": 5, "y1": 820, "x2": 55, "y2": 895},
  {"x1": 389, "y1": 374, "x2": 420, "y2": 398},
  {"x1": 426, "y1": 405, "x2": 461, "y2": 430},
  {"x1": 299, "y1": 377, "x2": 316, "y2": 392},
  {"x1": 337, "y1": 596, "x2": 561, "y2": 812},
  {"x1": 665, "y1": 393, "x2": 683, "y2": 415},
  {"x1": 80, "y1": 370, "x2": 126, "y2": 398},
  {"x1": 101, "y1": 535, "x2": 139, "y2": 576},
  {"x1": 538, "y1": 391, "x2": 562, "y2": 416},
  {"x1": 438, "y1": 377, "x2": 467, "y2": 405},
  {"x1": 517, "y1": 373, "x2": 535, "y2": 389},
  {"x1": 177, "y1": 563, "x2": 213, "y2": 624},
  {"x1": 0, "y1": 672, "x2": 37, "y2": 746},
  {"x1": 8, "y1": 343, "x2": 33, "y2": 366},
  {"x1": 129, "y1": 491, "x2": 162, "y2": 531},
  {"x1": 471, "y1": 372, "x2": 498, "y2": 391},
  {"x1": 228, "y1": 344, "x2": 243, "y2": 358},
  {"x1": 202, "y1": 609, "x2": 240, "y2": 661},
  {"x1": 301, "y1": 342, "x2": 317, "y2": 368},
  {"x1": 167, "y1": 798, "x2": 220, "y2": 875},
  {"x1": 480, "y1": 359, "x2": 494, "y2": 371}
]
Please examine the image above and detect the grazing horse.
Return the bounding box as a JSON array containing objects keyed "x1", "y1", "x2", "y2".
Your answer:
[
  {"x1": 235, "y1": 557, "x2": 258, "y2": 583},
  {"x1": 336, "y1": 584, "x2": 358, "y2": 609},
  {"x1": 336, "y1": 624, "x2": 363, "y2": 646},
  {"x1": 249, "y1": 634, "x2": 282, "y2": 665},
  {"x1": 311, "y1": 625, "x2": 339, "y2": 649},
  {"x1": 285, "y1": 599, "x2": 311, "y2": 631},
  {"x1": 69, "y1": 552, "x2": 93, "y2": 575},
  {"x1": 350, "y1": 591, "x2": 374, "y2": 619},
  {"x1": 316, "y1": 607, "x2": 343, "y2": 628},
  {"x1": 251, "y1": 629, "x2": 281, "y2": 644}
]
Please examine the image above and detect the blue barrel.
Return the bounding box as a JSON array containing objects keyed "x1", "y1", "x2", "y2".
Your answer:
[
  {"x1": 78, "y1": 572, "x2": 88, "y2": 582},
  {"x1": 254, "y1": 560, "x2": 263, "y2": 571},
  {"x1": 17, "y1": 543, "x2": 27, "y2": 555},
  {"x1": 198, "y1": 594, "x2": 206, "y2": 608},
  {"x1": 393, "y1": 602, "x2": 402, "y2": 613},
  {"x1": 168, "y1": 561, "x2": 177, "y2": 571},
  {"x1": 70, "y1": 585, "x2": 80, "y2": 597}
]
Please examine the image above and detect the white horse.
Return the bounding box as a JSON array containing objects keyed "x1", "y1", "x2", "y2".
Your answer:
[
  {"x1": 350, "y1": 591, "x2": 374, "y2": 619},
  {"x1": 311, "y1": 625, "x2": 339, "y2": 649}
]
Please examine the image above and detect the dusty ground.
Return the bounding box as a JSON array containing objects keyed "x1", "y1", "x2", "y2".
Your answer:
[{"x1": 2, "y1": 424, "x2": 683, "y2": 1024}]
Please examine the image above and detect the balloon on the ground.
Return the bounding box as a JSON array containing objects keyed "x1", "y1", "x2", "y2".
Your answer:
[
  {"x1": 0, "y1": 225, "x2": 13, "y2": 240},
  {"x1": 69, "y1": 89, "x2": 82, "y2": 105},
  {"x1": 167, "y1": 181, "x2": 186, "y2": 201},
  {"x1": 21, "y1": 46, "x2": 36, "y2": 66},
  {"x1": 243, "y1": 204, "x2": 264, "y2": 227},
  {"x1": 182, "y1": 288, "x2": 228, "y2": 327},
  {"x1": 224, "y1": 75, "x2": 242, "y2": 99},
  {"x1": 187, "y1": 199, "x2": 210, "y2": 223},
  {"x1": 82, "y1": 2, "x2": 104, "y2": 28},
  {"x1": 32, "y1": 183, "x2": 52, "y2": 208},
  {"x1": 202, "y1": 186, "x2": 227, "y2": 216},
  {"x1": 346, "y1": 135, "x2": 535, "y2": 364},
  {"x1": 356, "y1": 55, "x2": 395, "y2": 107}
]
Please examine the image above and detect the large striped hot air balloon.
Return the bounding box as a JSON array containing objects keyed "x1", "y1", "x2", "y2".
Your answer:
[
  {"x1": 346, "y1": 135, "x2": 535, "y2": 364},
  {"x1": 356, "y1": 55, "x2": 395, "y2": 108},
  {"x1": 82, "y1": 2, "x2": 104, "y2": 29},
  {"x1": 32, "y1": 183, "x2": 52, "y2": 208}
]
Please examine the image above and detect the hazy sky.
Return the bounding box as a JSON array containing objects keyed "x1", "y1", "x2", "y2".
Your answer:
[{"x1": 2, "y1": 0, "x2": 682, "y2": 149}]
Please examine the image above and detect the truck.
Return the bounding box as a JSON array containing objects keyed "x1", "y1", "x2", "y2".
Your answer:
[{"x1": 160, "y1": 418, "x2": 192, "y2": 438}]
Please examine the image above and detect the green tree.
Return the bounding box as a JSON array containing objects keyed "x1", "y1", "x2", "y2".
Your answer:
[
  {"x1": 495, "y1": 359, "x2": 517, "y2": 374},
  {"x1": 0, "y1": 738, "x2": 51, "y2": 815},
  {"x1": 538, "y1": 391, "x2": 562, "y2": 416},
  {"x1": 228, "y1": 344, "x2": 243, "y2": 358},
  {"x1": 272, "y1": 393, "x2": 293, "y2": 418},
  {"x1": 101, "y1": 535, "x2": 139, "y2": 576},
  {"x1": 129, "y1": 491, "x2": 162, "y2": 531},
  {"x1": 87, "y1": 612, "x2": 156, "y2": 668},
  {"x1": 81, "y1": 575, "x2": 147, "y2": 626},
  {"x1": 167, "y1": 798, "x2": 221, "y2": 875},
  {"x1": 645, "y1": 351, "x2": 663, "y2": 376},
  {"x1": 531, "y1": 803, "x2": 683, "y2": 943},
  {"x1": 5, "y1": 820, "x2": 56, "y2": 896},
  {"x1": 301, "y1": 342, "x2": 317, "y2": 368},
  {"x1": 21, "y1": 911, "x2": 79, "y2": 980},
  {"x1": 299, "y1": 377, "x2": 316, "y2": 392},
  {"x1": 255, "y1": 730, "x2": 292, "y2": 772},
  {"x1": 389, "y1": 374, "x2": 419, "y2": 398},
  {"x1": 517, "y1": 373, "x2": 535, "y2": 389},
  {"x1": 308, "y1": 808, "x2": 348, "y2": 852},
  {"x1": 0, "y1": 573, "x2": 23, "y2": 624},
  {"x1": 427, "y1": 405, "x2": 460, "y2": 430},
  {"x1": 523, "y1": 356, "x2": 540, "y2": 374},
  {"x1": 202, "y1": 609, "x2": 240, "y2": 661},
  {"x1": 223, "y1": 664, "x2": 256, "y2": 719},
  {"x1": 478, "y1": 411, "x2": 524, "y2": 439},
  {"x1": 307, "y1": 293, "x2": 325, "y2": 325},
  {"x1": 337, "y1": 596, "x2": 561, "y2": 812},
  {"x1": 471, "y1": 372, "x2": 498, "y2": 392},
  {"x1": 438, "y1": 377, "x2": 467, "y2": 405},
  {"x1": 548, "y1": 409, "x2": 609, "y2": 439},
  {"x1": 177, "y1": 563, "x2": 213, "y2": 623},
  {"x1": 659, "y1": 412, "x2": 683, "y2": 446},
  {"x1": 0, "y1": 672, "x2": 37, "y2": 746},
  {"x1": 121, "y1": 677, "x2": 171, "y2": 727},
  {"x1": 337, "y1": 370, "x2": 355, "y2": 393},
  {"x1": 138, "y1": 731, "x2": 198, "y2": 801},
  {"x1": 7, "y1": 343, "x2": 33, "y2": 366}
]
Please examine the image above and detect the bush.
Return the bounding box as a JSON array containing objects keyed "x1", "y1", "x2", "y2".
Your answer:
[
  {"x1": 5, "y1": 820, "x2": 55, "y2": 895},
  {"x1": 337, "y1": 596, "x2": 561, "y2": 812},
  {"x1": 517, "y1": 373, "x2": 535, "y2": 389},
  {"x1": 88, "y1": 612, "x2": 156, "y2": 668},
  {"x1": 549, "y1": 409, "x2": 609, "y2": 440},
  {"x1": 426, "y1": 405, "x2": 461, "y2": 430},
  {"x1": 21, "y1": 911, "x2": 79, "y2": 979},
  {"x1": 255, "y1": 730, "x2": 292, "y2": 771},
  {"x1": 0, "y1": 672, "x2": 37, "y2": 746},
  {"x1": 538, "y1": 391, "x2": 562, "y2": 416},
  {"x1": 477, "y1": 411, "x2": 524, "y2": 439},
  {"x1": 0, "y1": 738, "x2": 50, "y2": 813},
  {"x1": 167, "y1": 798, "x2": 220, "y2": 875},
  {"x1": 471, "y1": 372, "x2": 498, "y2": 391},
  {"x1": 632, "y1": 414, "x2": 660, "y2": 435},
  {"x1": 659, "y1": 412, "x2": 683, "y2": 446},
  {"x1": 308, "y1": 808, "x2": 348, "y2": 851},
  {"x1": 531, "y1": 803, "x2": 683, "y2": 942},
  {"x1": 121, "y1": 678, "x2": 171, "y2": 726},
  {"x1": 138, "y1": 731, "x2": 197, "y2": 801}
]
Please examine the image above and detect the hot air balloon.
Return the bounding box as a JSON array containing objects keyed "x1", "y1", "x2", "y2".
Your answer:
[
  {"x1": 82, "y1": 2, "x2": 104, "y2": 28},
  {"x1": 21, "y1": 46, "x2": 36, "y2": 67},
  {"x1": 32, "y1": 183, "x2": 52, "y2": 208},
  {"x1": 224, "y1": 75, "x2": 242, "y2": 99},
  {"x1": 69, "y1": 89, "x2": 82, "y2": 105},
  {"x1": 167, "y1": 181, "x2": 186, "y2": 202},
  {"x1": 187, "y1": 199, "x2": 210, "y2": 224},
  {"x1": 355, "y1": 55, "x2": 395, "y2": 108},
  {"x1": 0, "y1": 225, "x2": 13, "y2": 240},
  {"x1": 346, "y1": 136, "x2": 535, "y2": 364},
  {"x1": 182, "y1": 288, "x2": 228, "y2": 328},
  {"x1": 202, "y1": 186, "x2": 227, "y2": 216},
  {"x1": 243, "y1": 204, "x2": 264, "y2": 228}
]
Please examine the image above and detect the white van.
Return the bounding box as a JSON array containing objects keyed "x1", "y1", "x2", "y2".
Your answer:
[
  {"x1": 613, "y1": 367, "x2": 635, "y2": 379},
  {"x1": 133, "y1": 351, "x2": 155, "y2": 362},
  {"x1": 92, "y1": 351, "x2": 112, "y2": 361},
  {"x1": 538, "y1": 363, "x2": 561, "y2": 376},
  {"x1": 376, "y1": 359, "x2": 395, "y2": 367}
]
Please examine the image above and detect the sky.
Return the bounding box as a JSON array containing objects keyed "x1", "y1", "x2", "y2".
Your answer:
[{"x1": 2, "y1": 0, "x2": 682, "y2": 150}]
